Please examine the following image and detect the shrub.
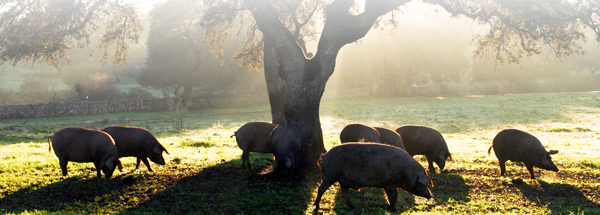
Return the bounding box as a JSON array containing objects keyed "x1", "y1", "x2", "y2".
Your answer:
[
  {"x1": 72, "y1": 73, "x2": 117, "y2": 101},
  {"x1": 16, "y1": 77, "x2": 54, "y2": 102}
]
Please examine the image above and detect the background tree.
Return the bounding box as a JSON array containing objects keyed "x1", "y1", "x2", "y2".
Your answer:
[
  {"x1": 139, "y1": 0, "x2": 256, "y2": 104},
  {"x1": 139, "y1": 0, "x2": 216, "y2": 104},
  {"x1": 201, "y1": 0, "x2": 600, "y2": 170},
  {"x1": 0, "y1": 0, "x2": 143, "y2": 67}
]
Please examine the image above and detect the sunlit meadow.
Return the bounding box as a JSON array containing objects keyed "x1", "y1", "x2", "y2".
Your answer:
[{"x1": 0, "y1": 92, "x2": 599, "y2": 214}]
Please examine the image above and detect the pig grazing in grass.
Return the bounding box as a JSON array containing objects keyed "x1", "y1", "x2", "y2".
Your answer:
[
  {"x1": 49, "y1": 127, "x2": 123, "y2": 178},
  {"x1": 101, "y1": 126, "x2": 170, "y2": 172},
  {"x1": 314, "y1": 143, "x2": 434, "y2": 212},
  {"x1": 488, "y1": 129, "x2": 559, "y2": 179},
  {"x1": 233, "y1": 122, "x2": 278, "y2": 169},
  {"x1": 269, "y1": 122, "x2": 302, "y2": 175},
  {"x1": 340, "y1": 123, "x2": 381, "y2": 143},
  {"x1": 396, "y1": 125, "x2": 452, "y2": 173},
  {"x1": 374, "y1": 127, "x2": 406, "y2": 151}
]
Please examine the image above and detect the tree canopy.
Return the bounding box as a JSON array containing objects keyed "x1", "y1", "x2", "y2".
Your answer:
[{"x1": 0, "y1": 0, "x2": 143, "y2": 67}]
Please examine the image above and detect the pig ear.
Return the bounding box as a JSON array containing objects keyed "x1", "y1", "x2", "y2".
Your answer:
[
  {"x1": 418, "y1": 174, "x2": 434, "y2": 188},
  {"x1": 105, "y1": 159, "x2": 115, "y2": 171},
  {"x1": 153, "y1": 145, "x2": 162, "y2": 154},
  {"x1": 548, "y1": 150, "x2": 559, "y2": 155},
  {"x1": 542, "y1": 157, "x2": 553, "y2": 166},
  {"x1": 162, "y1": 145, "x2": 170, "y2": 155},
  {"x1": 438, "y1": 153, "x2": 446, "y2": 162}
]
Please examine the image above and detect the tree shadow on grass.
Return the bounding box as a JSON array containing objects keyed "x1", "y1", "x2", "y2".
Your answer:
[
  {"x1": 515, "y1": 180, "x2": 600, "y2": 214},
  {"x1": 0, "y1": 175, "x2": 127, "y2": 213},
  {"x1": 123, "y1": 157, "x2": 320, "y2": 214}
]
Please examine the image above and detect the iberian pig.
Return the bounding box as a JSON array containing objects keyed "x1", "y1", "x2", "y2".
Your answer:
[
  {"x1": 396, "y1": 125, "x2": 452, "y2": 173},
  {"x1": 101, "y1": 126, "x2": 170, "y2": 172},
  {"x1": 49, "y1": 127, "x2": 123, "y2": 178},
  {"x1": 339, "y1": 123, "x2": 381, "y2": 143},
  {"x1": 269, "y1": 122, "x2": 302, "y2": 175},
  {"x1": 314, "y1": 143, "x2": 434, "y2": 212},
  {"x1": 374, "y1": 127, "x2": 407, "y2": 151},
  {"x1": 233, "y1": 122, "x2": 278, "y2": 169},
  {"x1": 488, "y1": 129, "x2": 559, "y2": 179}
]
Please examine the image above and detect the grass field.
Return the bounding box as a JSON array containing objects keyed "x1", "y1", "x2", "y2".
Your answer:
[{"x1": 0, "y1": 92, "x2": 599, "y2": 214}]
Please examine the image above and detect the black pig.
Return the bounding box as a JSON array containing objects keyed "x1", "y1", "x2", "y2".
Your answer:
[
  {"x1": 233, "y1": 122, "x2": 278, "y2": 169},
  {"x1": 488, "y1": 129, "x2": 559, "y2": 179},
  {"x1": 396, "y1": 125, "x2": 452, "y2": 173},
  {"x1": 340, "y1": 123, "x2": 381, "y2": 143},
  {"x1": 314, "y1": 143, "x2": 433, "y2": 212},
  {"x1": 102, "y1": 126, "x2": 170, "y2": 172},
  {"x1": 49, "y1": 127, "x2": 123, "y2": 178},
  {"x1": 269, "y1": 122, "x2": 301, "y2": 175}
]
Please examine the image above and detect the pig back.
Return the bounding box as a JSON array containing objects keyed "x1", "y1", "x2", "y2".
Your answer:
[
  {"x1": 396, "y1": 125, "x2": 446, "y2": 156},
  {"x1": 236, "y1": 122, "x2": 277, "y2": 153},
  {"x1": 340, "y1": 124, "x2": 381, "y2": 143},
  {"x1": 493, "y1": 129, "x2": 543, "y2": 162},
  {"x1": 321, "y1": 143, "x2": 415, "y2": 188},
  {"x1": 51, "y1": 127, "x2": 118, "y2": 162},
  {"x1": 102, "y1": 126, "x2": 157, "y2": 157}
]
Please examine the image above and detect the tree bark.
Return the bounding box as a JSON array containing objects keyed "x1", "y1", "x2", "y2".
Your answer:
[{"x1": 263, "y1": 40, "x2": 287, "y2": 124}]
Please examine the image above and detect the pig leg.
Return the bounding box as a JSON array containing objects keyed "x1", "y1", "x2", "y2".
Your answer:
[
  {"x1": 313, "y1": 181, "x2": 334, "y2": 209},
  {"x1": 140, "y1": 157, "x2": 154, "y2": 172},
  {"x1": 59, "y1": 158, "x2": 69, "y2": 177},
  {"x1": 498, "y1": 158, "x2": 507, "y2": 177},
  {"x1": 340, "y1": 185, "x2": 356, "y2": 209},
  {"x1": 384, "y1": 186, "x2": 398, "y2": 212},
  {"x1": 136, "y1": 158, "x2": 141, "y2": 169},
  {"x1": 242, "y1": 150, "x2": 251, "y2": 169},
  {"x1": 524, "y1": 162, "x2": 536, "y2": 179},
  {"x1": 425, "y1": 154, "x2": 436, "y2": 173},
  {"x1": 93, "y1": 162, "x2": 102, "y2": 178}
]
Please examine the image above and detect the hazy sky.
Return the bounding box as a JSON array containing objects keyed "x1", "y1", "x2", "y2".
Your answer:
[{"x1": 134, "y1": 0, "x2": 162, "y2": 12}]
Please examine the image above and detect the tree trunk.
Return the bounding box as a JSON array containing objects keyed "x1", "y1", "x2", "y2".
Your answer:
[
  {"x1": 182, "y1": 85, "x2": 192, "y2": 107},
  {"x1": 263, "y1": 40, "x2": 287, "y2": 124}
]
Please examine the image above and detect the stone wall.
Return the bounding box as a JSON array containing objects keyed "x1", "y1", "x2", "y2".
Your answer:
[{"x1": 0, "y1": 88, "x2": 371, "y2": 119}]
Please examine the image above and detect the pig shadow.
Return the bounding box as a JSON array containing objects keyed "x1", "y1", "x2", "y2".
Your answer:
[
  {"x1": 321, "y1": 172, "x2": 470, "y2": 213},
  {"x1": 429, "y1": 172, "x2": 471, "y2": 203},
  {"x1": 0, "y1": 175, "x2": 126, "y2": 213},
  {"x1": 326, "y1": 186, "x2": 417, "y2": 214},
  {"x1": 122, "y1": 156, "x2": 318, "y2": 214},
  {"x1": 515, "y1": 180, "x2": 600, "y2": 214}
]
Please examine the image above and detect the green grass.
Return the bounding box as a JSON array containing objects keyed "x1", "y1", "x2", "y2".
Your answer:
[{"x1": 1, "y1": 91, "x2": 599, "y2": 214}]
